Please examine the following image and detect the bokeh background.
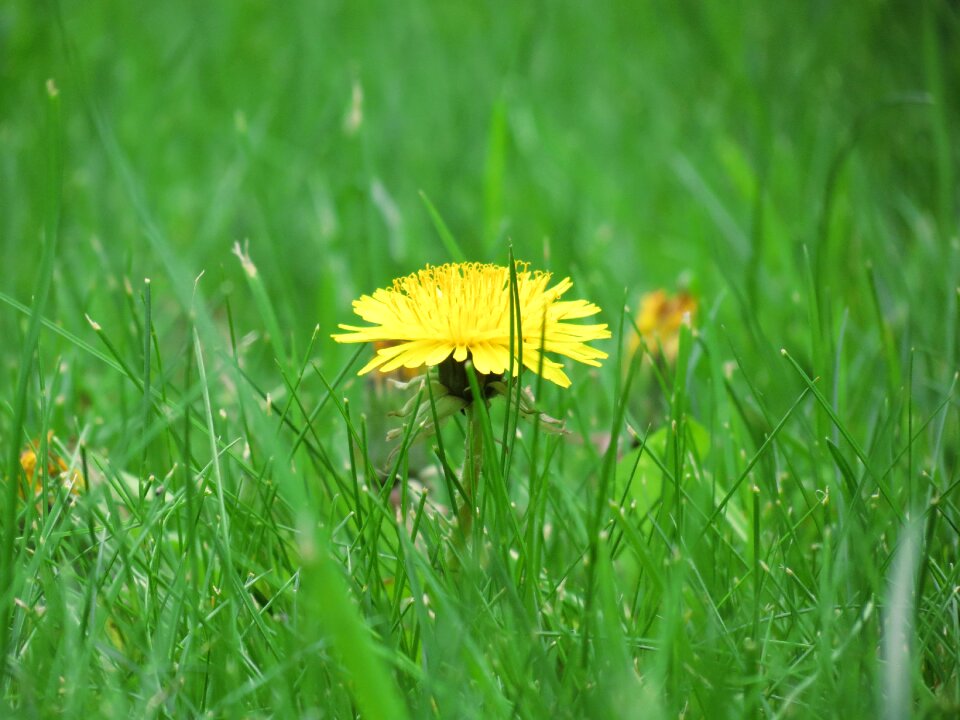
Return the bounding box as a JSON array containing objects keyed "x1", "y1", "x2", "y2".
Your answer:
[{"x1": 4, "y1": 0, "x2": 957, "y2": 383}]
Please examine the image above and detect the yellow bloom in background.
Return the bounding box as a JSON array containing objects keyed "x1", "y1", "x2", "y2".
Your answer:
[
  {"x1": 333, "y1": 261, "x2": 610, "y2": 388},
  {"x1": 18, "y1": 434, "x2": 84, "y2": 497},
  {"x1": 631, "y1": 289, "x2": 697, "y2": 362}
]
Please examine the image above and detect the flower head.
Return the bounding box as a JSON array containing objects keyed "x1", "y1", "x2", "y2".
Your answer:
[
  {"x1": 333, "y1": 261, "x2": 610, "y2": 388},
  {"x1": 630, "y1": 289, "x2": 697, "y2": 361}
]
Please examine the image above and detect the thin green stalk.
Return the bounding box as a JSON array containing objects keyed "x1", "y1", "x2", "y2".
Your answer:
[
  {"x1": 140, "y1": 278, "x2": 152, "y2": 485},
  {"x1": 458, "y1": 402, "x2": 484, "y2": 540}
]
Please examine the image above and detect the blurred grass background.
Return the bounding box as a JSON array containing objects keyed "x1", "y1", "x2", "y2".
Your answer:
[
  {"x1": 1, "y1": 0, "x2": 959, "y2": 717},
  {"x1": 5, "y1": 0, "x2": 956, "y2": 364}
]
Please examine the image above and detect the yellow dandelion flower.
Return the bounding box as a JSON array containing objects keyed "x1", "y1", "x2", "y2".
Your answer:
[
  {"x1": 630, "y1": 289, "x2": 697, "y2": 361},
  {"x1": 333, "y1": 261, "x2": 611, "y2": 388}
]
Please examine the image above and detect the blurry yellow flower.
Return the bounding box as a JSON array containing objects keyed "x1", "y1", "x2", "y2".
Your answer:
[
  {"x1": 631, "y1": 290, "x2": 697, "y2": 361},
  {"x1": 333, "y1": 261, "x2": 610, "y2": 389},
  {"x1": 18, "y1": 434, "x2": 84, "y2": 498}
]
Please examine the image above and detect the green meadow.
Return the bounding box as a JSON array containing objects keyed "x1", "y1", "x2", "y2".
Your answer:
[{"x1": 2, "y1": 1, "x2": 959, "y2": 717}]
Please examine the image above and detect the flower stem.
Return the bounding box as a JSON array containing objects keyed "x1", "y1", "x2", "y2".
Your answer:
[{"x1": 458, "y1": 403, "x2": 483, "y2": 538}]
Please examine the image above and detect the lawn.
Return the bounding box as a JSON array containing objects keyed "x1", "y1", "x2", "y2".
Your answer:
[{"x1": 2, "y1": 1, "x2": 959, "y2": 717}]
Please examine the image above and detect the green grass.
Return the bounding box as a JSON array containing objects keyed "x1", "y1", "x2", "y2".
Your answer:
[{"x1": 2, "y1": 1, "x2": 959, "y2": 717}]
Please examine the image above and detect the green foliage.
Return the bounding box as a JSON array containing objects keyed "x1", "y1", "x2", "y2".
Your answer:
[{"x1": 1, "y1": 0, "x2": 959, "y2": 717}]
